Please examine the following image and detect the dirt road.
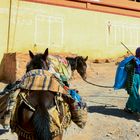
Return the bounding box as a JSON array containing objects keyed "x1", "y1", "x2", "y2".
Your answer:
[{"x1": 0, "y1": 62, "x2": 140, "y2": 140}]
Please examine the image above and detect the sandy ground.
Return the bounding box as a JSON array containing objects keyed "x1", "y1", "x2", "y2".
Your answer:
[{"x1": 0, "y1": 62, "x2": 140, "y2": 140}]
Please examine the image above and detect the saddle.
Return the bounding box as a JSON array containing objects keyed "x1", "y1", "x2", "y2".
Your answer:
[
  {"x1": 10, "y1": 90, "x2": 71, "y2": 140},
  {"x1": 10, "y1": 69, "x2": 72, "y2": 139},
  {"x1": 7, "y1": 69, "x2": 87, "y2": 139}
]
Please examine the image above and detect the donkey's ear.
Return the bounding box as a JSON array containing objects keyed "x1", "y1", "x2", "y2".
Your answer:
[
  {"x1": 29, "y1": 50, "x2": 34, "y2": 59},
  {"x1": 85, "y1": 56, "x2": 88, "y2": 61},
  {"x1": 43, "y1": 48, "x2": 48, "y2": 60}
]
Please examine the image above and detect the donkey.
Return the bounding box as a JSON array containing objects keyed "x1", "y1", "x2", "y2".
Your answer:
[
  {"x1": 10, "y1": 48, "x2": 71, "y2": 140},
  {"x1": 66, "y1": 56, "x2": 88, "y2": 80}
]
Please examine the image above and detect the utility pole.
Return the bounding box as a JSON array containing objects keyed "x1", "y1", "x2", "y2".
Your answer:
[{"x1": 7, "y1": 0, "x2": 12, "y2": 53}]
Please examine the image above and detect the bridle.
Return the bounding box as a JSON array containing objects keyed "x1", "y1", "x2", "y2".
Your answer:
[
  {"x1": 74, "y1": 57, "x2": 78, "y2": 70},
  {"x1": 41, "y1": 59, "x2": 49, "y2": 70}
]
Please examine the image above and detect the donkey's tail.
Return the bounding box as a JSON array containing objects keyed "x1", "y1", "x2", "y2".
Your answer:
[{"x1": 32, "y1": 105, "x2": 52, "y2": 140}]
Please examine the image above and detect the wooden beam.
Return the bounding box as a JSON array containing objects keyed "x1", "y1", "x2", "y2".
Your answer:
[
  {"x1": 73, "y1": 0, "x2": 140, "y2": 12},
  {"x1": 87, "y1": 2, "x2": 140, "y2": 18},
  {"x1": 22, "y1": 0, "x2": 87, "y2": 9},
  {"x1": 22, "y1": 0, "x2": 140, "y2": 18}
]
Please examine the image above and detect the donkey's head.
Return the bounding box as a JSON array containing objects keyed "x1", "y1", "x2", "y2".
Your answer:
[{"x1": 26, "y1": 48, "x2": 49, "y2": 72}]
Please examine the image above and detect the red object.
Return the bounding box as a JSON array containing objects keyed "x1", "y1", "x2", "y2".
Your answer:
[{"x1": 63, "y1": 85, "x2": 69, "y2": 91}]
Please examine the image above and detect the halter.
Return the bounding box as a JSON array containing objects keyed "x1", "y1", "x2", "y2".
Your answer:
[
  {"x1": 75, "y1": 57, "x2": 86, "y2": 69},
  {"x1": 74, "y1": 57, "x2": 78, "y2": 70}
]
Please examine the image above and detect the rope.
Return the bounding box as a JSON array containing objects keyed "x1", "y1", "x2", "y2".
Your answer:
[{"x1": 83, "y1": 79, "x2": 114, "y2": 88}]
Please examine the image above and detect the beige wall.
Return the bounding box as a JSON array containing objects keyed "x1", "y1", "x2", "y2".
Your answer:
[
  {"x1": 0, "y1": 0, "x2": 9, "y2": 61},
  {"x1": 0, "y1": 0, "x2": 140, "y2": 63}
]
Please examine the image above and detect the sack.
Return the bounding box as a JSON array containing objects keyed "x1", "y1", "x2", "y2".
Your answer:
[
  {"x1": 70, "y1": 99, "x2": 87, "y2": 129},
  {"x1": 69, "y1": 89, "x2": 81, "y2": 102},
  {"x1": 114, "y1": 56, "x2": 134, "y2": 90},
  {"x1": 66, "y1": 90, "x2": 87, "y2": 129},
  {"x1": 48, "y1": 55, "x2": 72, "y2": 81}
]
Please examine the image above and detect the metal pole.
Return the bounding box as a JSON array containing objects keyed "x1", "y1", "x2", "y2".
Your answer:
[{"x1": 7, "y1": 0, "x2": 12, "y2": 53}]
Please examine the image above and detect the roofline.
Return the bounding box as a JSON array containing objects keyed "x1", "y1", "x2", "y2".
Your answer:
[
  {"x1": 74, "y1": 0, "x2": 140, "y2": 12},
  {"x1": 22, "y1": 0, "x2": 140, "y2": 18}
]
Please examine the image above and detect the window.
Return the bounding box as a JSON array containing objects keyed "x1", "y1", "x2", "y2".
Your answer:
[{"x1": 34, "y1": 15, "x2": 64, "y2": 47}]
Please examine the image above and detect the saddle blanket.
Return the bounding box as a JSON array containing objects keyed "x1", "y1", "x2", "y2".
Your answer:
[{"x1": 20, "y1": 69, "x2": 67, "y2": 94}]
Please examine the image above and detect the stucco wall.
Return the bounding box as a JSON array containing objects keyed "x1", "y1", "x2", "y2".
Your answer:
[{"x1": 0, "y1": 0, "x2": 140, "y2": 63}]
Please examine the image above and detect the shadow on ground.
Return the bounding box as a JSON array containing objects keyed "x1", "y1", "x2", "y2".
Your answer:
[{"x1": 88, "y1": 105, "x2": 139, "y2": 121}]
